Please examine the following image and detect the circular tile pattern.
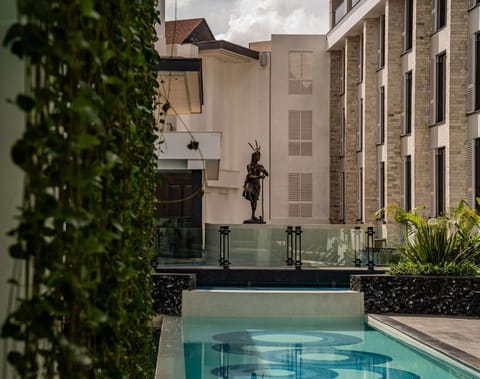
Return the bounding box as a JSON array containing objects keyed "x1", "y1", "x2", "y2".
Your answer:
[
  {"x1": 210, "y1": 330, "x2": 420, "y2": 379},
  {"x1": 213, "y1": 330, "x2": 363, "y2": 348},
  {"x1": 211, "y1": 364, "x2": 337, "y2": 379}
]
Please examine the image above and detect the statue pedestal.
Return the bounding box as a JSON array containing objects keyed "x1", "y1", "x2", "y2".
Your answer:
[{"x1": 243, "y1": 217, "x2": 266, "y2": 224}]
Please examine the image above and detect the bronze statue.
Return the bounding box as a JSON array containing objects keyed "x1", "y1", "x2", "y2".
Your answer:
[{"x1": 243, "y1": 141, "x2": 268, "y2": 224}]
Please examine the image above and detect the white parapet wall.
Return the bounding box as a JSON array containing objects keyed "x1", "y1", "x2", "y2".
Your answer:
[{"x1": 182, "y1": 289, "x2": 364, "y2": 318}]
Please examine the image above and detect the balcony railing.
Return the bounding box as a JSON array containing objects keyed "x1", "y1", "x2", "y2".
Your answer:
[{"x1": 154, "y1": 223, "x2": 399, "y2": 267}]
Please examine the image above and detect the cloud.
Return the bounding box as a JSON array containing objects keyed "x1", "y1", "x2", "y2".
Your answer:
[
  {"x1": 218, "y1": 0, "x2": 329, "y2": 46},
  {"x1": 165, "y1": 0, "x2": 330, "y2": 47}
]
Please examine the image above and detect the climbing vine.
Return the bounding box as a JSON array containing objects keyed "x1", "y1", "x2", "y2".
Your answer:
[{"x1": 2, "y1": 0, "x2": 159, "y2": 377}]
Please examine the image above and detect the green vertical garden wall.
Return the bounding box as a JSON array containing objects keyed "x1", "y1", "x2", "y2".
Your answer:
[{"x1": 2, "y1": 0, "x2": 160, "y2": 377}]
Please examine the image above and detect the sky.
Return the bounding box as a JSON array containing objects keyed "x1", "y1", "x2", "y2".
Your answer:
[{"x1": 165, "y1": 0, "x2": 330, "y2": 47}]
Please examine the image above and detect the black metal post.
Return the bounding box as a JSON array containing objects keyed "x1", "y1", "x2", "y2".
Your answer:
[
  {"x1": 353, "y1": 226, "x2": 362, "y2": 267},
  {"x1": 366, "y1": 226, "x2": 375, "y2": 271},
  {"x1": 218, "y1": 225, "x2": 231, "y2": 269},
  {"x1": 285, "y1": 226, "x2": 294, "y2": 266},
  {"x1": 294, "y1": 226, "x2": 303, "y2": 270},
  {"x1": 219, "y1": 343, "x2": 229, "y2": 378}
]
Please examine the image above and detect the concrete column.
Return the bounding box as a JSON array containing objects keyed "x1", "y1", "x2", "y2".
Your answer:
[
  {"x1": 344, "y1": 36, "x2": 360, "y2": 223},
  {"x1": 413, "y1": 0, "x2": 432, "y2": 210},
  {"x1": 330, "y1": 50, "x2": 343, "y2": 223},
  {"x1": 385, "y1": 0, "x2": 403, "y2": 217},
  {"x1": 363, "y1": 19, "x2": 380, "y2": 223},
  {"x1": 448, "y1": 0, "x2": 469, "y2": 207}
]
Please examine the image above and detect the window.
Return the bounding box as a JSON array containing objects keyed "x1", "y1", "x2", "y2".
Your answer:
[
  {"x1": 334, "y1": 2, "x2": 346, "y2": 25},
  {"x1": 289, "y1": 51, "x2": 313, "y2": 94},
  {"x1": 432, "y1": 0, "x2": 447, "y2": 32},
  {"x1": 352, "y1": 0, "x2": 361, "y2": 7},
  {"x1": 436, "y1": 53, "x2": 446, "y2": 123},
  {"x1": 404, "y1": 156, "x2": 412, "y2": 211},
  {"x1": 357, "y1": 167, "x2": 363, "y2": 221},
  {"x1": 340, "y1": 50, "x2": 345, "y2": 94},
  {"x1": 404, "y1": 71, "x2": 412, "y2": 134},
  {"x1": 377, "y1": 86, "x2": 385, "y2": 144},
  {"x1": 340, "y1": 171, "x2": 345, "y2": 221},
  {"x1": 356, "y1": 98, "x2": 363, "y2": 151},
  {"x1": 404, "y1": 0, "x2": 413, "y2": 51},
  {"x1": 476, "y1": 34, "x2": 480, "y2": 111},
  {"x1": 378, "y1": 162, "x2": 385, "y2": 219},
  {"x1": 378, "y1": 16, "x2": 385, "y2": 68},
  {"x1": 288, "y1": 173, "x2": 313, "y2": 217},
  {"x1": 340, "y1": 107, "x2": 346, "y2": 156},
  {"x1": 475, "y1": 139, "x2": 480, "y2": 212},
  {"x1": 467, "y1": 33, "x2": 480, "y2": 112},
  {"x1": 288, "y1": 110, "x2": 312, "y2": 156},
  {"x1": 358, "y1": 35, "x2": 363, "y2": 82},
  {"x1": 435, "y1": 147, "x2": 445, "y2": 216}
]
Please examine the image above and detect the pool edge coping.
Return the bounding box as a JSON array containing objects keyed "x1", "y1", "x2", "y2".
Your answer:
[{"x1": 367, "y1": 314, "x2": 480, "y2": 376}]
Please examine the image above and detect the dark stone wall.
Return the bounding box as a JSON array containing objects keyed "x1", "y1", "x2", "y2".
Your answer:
[
  {"x1": 351, "y1": 275, "x2": 480, "y2": 316},
  {"x1": 152, "y1": 273, "x2": 196, "y2": 315}
]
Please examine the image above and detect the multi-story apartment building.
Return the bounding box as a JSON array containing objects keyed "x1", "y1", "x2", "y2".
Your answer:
[{"x1": 328, "y1": 0, "x2": 477, "y2": 244}]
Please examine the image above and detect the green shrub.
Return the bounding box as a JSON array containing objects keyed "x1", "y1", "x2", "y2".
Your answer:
[
  {"x1": 389, "y1": 261, "x2": 479, "y2": 276},
  {"x1": 385, "y1": 200, "x2": 480, "y2": 275}
]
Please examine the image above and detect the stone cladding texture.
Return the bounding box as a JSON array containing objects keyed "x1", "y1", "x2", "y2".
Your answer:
[
  {"x1": 351, "y1": 274, "x2": 480, "y2": 316},
  {"x1": 152, "y1": 273, "x2": 196, "y2": 315}
]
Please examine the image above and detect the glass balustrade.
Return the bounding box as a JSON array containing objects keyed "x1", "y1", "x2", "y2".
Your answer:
[{"x1": 154, "y1": 223, "x2": 400, "y2": 267}]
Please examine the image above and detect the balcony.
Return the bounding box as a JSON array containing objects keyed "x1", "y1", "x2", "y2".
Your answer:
[
  {"x1": 156, "y1": 131, "x2": 221, "y2": 180},
  {"x1": 328, "y1": 0, "x2": 385, "y2": 50}
]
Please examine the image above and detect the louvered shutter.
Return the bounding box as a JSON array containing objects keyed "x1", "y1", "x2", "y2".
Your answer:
[
  {"x1": 288, "y1": 173, "x2": 300, "y2": 217},
  {"x1": 430, "y1": 58, "x2": 435, "y2": 125},
  {"x1": 400, "y1": 157, "x2": 406, "y2": 209},
  {"x1": 430, "y1": 150, "x2": 436, "y2": 217},
  {"x1": 467, "y1": 34, "x2": 475, "y2": 113},
  {"x1": 339, "y1": 172, "x2": 345, "y2": 221},
  {"x1": 401, "y1": 73, "x2": 405, "y2": 134}
]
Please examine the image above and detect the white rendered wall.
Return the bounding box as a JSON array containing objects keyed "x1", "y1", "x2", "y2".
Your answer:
[
  {"x1": 270, "y1": 34, "x2": 331, "y2": 224},
  {"x1": 185, "y1": 53, "x2": 271, "y2": 224},
  {"x1": 182, "y1": 289, "x2": 364, "y2": 318},
  {"x1": 1, "y1": 1, "x2": 24, "y2": 377}
]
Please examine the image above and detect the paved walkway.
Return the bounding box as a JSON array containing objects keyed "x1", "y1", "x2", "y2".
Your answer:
[{"x1": 370, "y1": 314, "x2": 480, "y2": 372}]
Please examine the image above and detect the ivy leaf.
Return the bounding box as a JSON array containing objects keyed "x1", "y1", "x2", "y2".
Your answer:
[
  {"x1": 11, "y1": 139, "x2": 32, "y2": 168},
  {"x1": 16, "y1": 94, "x2": 35, "y2": 112},
  {"x1": 79, "y1": 0, "x2": 100, "y2": 20},
  {"x1": 76, "y1": 133, "x2": 100, "y2": 149},
  {"x1": 9, "y1": 243, "x2": 28, "y2": 259}
]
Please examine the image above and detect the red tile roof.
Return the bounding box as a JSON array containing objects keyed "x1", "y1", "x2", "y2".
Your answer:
[{"x1": 165, "y1": 18, "x2": 215, "y2": 44}]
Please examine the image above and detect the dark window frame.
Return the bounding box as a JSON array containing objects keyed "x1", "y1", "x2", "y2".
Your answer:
[
  {"x1": 405, "y1": 71, "x2": 413, "y2": 134},
  {"x1": 436, "y1": 52, "x2": 446, "y2": 123},
  {"x1": 436, "y1": 147, "x2": 446, "y2": 216}
]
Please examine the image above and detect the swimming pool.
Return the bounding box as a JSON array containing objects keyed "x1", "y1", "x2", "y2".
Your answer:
[{"x1": 177, "y1": 316, "x2": 480, "y2": 379}]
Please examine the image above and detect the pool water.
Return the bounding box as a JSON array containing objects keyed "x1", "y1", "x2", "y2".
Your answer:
[{"x1": 182, "y1": 317, "x2": 479, "y2": 379}]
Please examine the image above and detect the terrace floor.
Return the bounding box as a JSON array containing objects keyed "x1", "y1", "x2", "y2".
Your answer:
[{"x1": 370, "y1": 314, "x2": 480, "y2": 372}]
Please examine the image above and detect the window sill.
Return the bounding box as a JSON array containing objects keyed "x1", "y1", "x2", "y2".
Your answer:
[
  {"x1": 400, "y1": 48, "x2": 412, "y2": 57},
  {"x1": 467, "y1": 109, "x2": 480, "y2": 116},
  {"x1": 376, "y1": 142, "x2": 385, "y2": 146},
  {"x1": 400, "y1": 132, "x2": 412, "y2": 138},
  {"x1": 376, "y1": 65, "x2": 384, "y2": 72},
  {"x1": 429, "y1": 120, "x2": 446, "y2": 128}
]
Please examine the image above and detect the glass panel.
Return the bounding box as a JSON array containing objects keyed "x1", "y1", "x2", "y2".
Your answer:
[
  {"x1": 288, "y1": 141, "x2": 301, "y2": 156},
  {"x1": 289, "y1": 52, "x2": 302, "y2": 79},
  {"x1": 301, "y1": 80, "x2": 313, "y2": 94},
  {"x1": 288, "y1": 111, "x2": 301, "y2": 139},
  {"x1": 155, "y1": 224, "x2": 401, "y2": 268}
]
